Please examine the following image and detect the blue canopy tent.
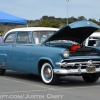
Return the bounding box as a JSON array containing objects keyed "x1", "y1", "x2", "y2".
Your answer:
[{"x1": 0, "y1": 11, "x2": 27, "y2": 25}]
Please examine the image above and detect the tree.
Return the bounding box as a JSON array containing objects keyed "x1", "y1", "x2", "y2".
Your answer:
[
  {"x1": 37, "y1": 20, "x2": 50, "y2": 27},
  {"x1": 40, "y1": 16, "x2": 48, "y2": 21},
  {"x1": 37, "y1": 20, "x2": 60, "y2": 28},
  {"x1": 0, "y1": 30, "x2": 4, "y2": 35},
  {"x1": 49, "y1": 20, "x2": 60, "y2": 28},
  {"x1": 77, "y1": 16, "x2": 86, "y2": 21}
]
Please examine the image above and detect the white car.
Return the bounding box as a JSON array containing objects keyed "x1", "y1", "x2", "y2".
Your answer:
[{"x1": 85, "y1": 32, "x2": 100, "y2": 46}]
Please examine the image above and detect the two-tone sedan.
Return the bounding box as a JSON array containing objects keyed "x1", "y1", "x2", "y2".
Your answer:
[{"x1": 0, "y1": 20, "x2": 100, "y2": 85}]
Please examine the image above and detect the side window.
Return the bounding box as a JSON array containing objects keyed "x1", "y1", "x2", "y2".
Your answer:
[
  {"x1": 33, "y1": 31, "x2": 56, "y2": 44},
  {"x1": 16, "y1": 32, "x2": 32, "y2": 44},
  {"x1": 4, "y1": 33, "x2": 15, "y2": 43},
  {"x1": 33, "y1": 31, "x2": 40, "y2": 44}
]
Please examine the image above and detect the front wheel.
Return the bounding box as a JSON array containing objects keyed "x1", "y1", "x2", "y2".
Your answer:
[
  {"x1": 41, "y1": 62, "x2": 59, "y2": 85},
  {"x1": 82, "y1": 73, "x2": 100, "y2": 83}
]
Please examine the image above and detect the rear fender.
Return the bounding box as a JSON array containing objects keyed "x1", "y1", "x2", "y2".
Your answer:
[{"x1": 0, "y1": 54, "x2": 7, "y2": 68}]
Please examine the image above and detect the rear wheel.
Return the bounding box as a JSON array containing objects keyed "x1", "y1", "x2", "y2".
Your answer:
[
  {"x1": 82, "y1": 73, "x2": 100, "y2": 83},
  {"x1": 41, "y1": 62, "x2": 59, "y2": 85},
  {"x1": 0, "y1": 68, "x2": 6, "y2": 75}
]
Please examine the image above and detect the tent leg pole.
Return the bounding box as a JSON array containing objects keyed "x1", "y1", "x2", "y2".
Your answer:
[{"x1": 26, "y1": 24, "x2": 28, "y2": 27}]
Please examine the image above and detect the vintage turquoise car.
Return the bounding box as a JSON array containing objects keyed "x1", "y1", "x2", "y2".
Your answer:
[{"x1": 0, "y1": 20, "x2": 100, "y2": 85}]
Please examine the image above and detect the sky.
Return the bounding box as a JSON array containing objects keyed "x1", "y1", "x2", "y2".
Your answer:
[{"x1": 0, "y1": 0, "x2": 100, "y2": 21}]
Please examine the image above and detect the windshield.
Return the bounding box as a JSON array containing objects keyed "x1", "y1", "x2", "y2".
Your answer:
[{"x1": 32, "y1": 31, "x2": 57, "y2": 44}]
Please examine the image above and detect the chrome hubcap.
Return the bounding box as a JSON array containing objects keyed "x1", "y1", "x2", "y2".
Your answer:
[{"x1": 45, "y1": 68, "x2": 51, "y2": 78}]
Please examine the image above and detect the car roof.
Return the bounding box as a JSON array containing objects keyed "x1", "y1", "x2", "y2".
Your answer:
[
  {"x1": 6, "y1": 27, "x2": 59, "y2": 33},
  {"x1": 3, "y1": 27, "x2": 59, "y2": 39}
]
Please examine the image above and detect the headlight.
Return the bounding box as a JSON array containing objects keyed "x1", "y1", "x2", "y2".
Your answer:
[{"x1": 63, "y1": 50, "x2": 69, "y2": 58}]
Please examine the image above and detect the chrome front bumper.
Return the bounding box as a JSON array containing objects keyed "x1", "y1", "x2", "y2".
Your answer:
[{"x1": 54, "y1": 60, "x2": 100, "y2": 75}]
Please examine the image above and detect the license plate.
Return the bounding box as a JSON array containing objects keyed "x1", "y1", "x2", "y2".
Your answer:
[{"x1": 86, "y1": 66, "x2": 96, "y2": 72}]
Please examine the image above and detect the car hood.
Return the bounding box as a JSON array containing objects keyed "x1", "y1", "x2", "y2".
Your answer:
[{"x1": 43, "y1": 20, "x2": 100, "y2": 44}]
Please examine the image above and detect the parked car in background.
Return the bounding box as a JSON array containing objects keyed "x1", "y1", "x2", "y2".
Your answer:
[
  {"x1": 85, "y1": 32, "x2": 100, "y2": 46},
  {"x1": 0, "y1": 20, "x2": 100, "y2": 85}
]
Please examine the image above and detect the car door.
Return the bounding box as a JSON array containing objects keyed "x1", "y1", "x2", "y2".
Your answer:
[
  {"x1": 10, "y1": 31, "x2": 32, "y2": 72},
  {"x1": 1, "y1": 32, "x2": 16, "y2": 69}
]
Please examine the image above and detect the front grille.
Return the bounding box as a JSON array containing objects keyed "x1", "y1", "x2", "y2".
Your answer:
[
  {"x1": 70, "y1": 47, "x2": 99, "y2": 56},
  {"x1": 71, "y1": 52, "x2": 98, "y2": 56},
  {"x1": 61, "y1": 66, "x2": 87, "y2": 70},
  {"x1": 62, "y1": 59, "x2": 100, "y2": 63},
  {"x1": 62, "y1": 59, "x2": 100, "y2": 69}
]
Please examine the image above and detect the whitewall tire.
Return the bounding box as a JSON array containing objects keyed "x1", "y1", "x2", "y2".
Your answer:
[{"x1": 41, "y1": 62, "x2": 59, "y2": 85}]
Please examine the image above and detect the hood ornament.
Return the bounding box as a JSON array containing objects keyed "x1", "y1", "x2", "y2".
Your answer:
[
  {"x1": 87, "y1": 21, "x2": 90, "y2": 25},
  {"x1": 87, "y1": 60, "x2": 93, "y2": 66}
]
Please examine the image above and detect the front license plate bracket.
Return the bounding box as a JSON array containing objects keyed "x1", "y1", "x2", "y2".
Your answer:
[{"x1": 86, "y1": 66, "x2": 96, "y2": 73}]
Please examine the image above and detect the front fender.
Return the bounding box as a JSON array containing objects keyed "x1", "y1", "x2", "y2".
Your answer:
[
  {"x1": 38, "y1": 57, "x2": 55, "y2": 67},
  {"x1": 31, "y1": 46, "x2": 66, "y2": 74}
]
